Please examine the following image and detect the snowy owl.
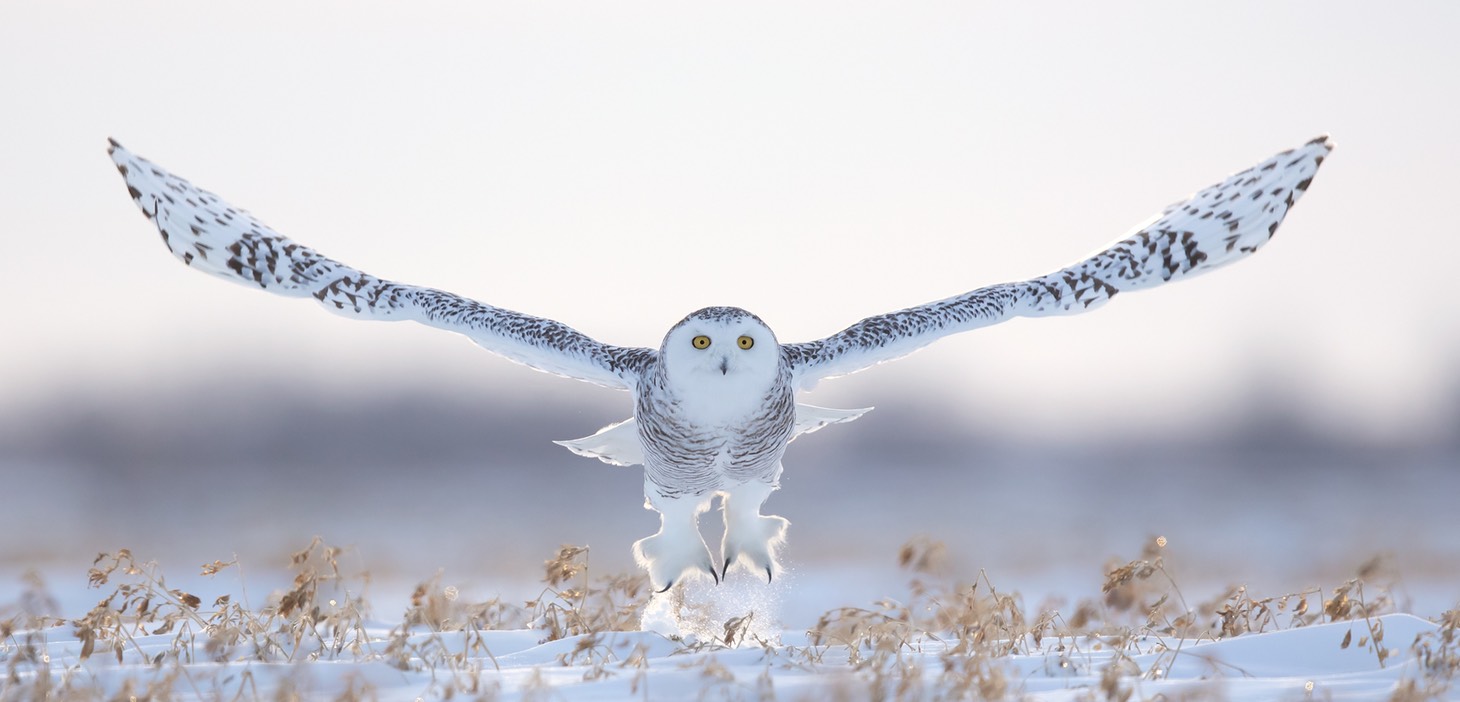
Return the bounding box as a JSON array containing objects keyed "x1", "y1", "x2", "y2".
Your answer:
[{"x1": 109, "y1": 136, "x2": 1331, "y2": 591}]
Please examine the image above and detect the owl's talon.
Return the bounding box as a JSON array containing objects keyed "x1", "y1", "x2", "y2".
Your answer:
[
  {"x1": 721, "y1": 512, "x2": 788, "y2": 582},
  {"x1": 633, "y1": 512, "x2": 718, "y2": 592}
]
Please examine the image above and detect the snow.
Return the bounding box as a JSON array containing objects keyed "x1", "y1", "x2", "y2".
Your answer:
[
  {"x1": 3, "y1": 613, "x2": 1451, "y2": 700},
  {"x1": 3, "y1": 552, "x2": 1455, "y2": 701}
]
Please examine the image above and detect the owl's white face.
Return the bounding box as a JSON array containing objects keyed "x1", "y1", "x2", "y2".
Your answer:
[{"x1": 660, "y1": 307, "x2": 781, "y2": 415}]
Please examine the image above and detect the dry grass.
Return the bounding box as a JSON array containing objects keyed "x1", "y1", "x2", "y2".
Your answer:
[{"x1": 0, "y1": 536, "x2": 1454, "y2": 701}]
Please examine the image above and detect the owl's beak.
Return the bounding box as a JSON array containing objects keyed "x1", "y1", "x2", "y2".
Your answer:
[{"x1": 718, "y1": 357, "x2": 729, "y2": 375}]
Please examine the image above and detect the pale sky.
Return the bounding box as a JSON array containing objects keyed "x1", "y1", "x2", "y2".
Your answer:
[{"x1": 2, "y1": 1, "x2": 1457, "y2": 441}]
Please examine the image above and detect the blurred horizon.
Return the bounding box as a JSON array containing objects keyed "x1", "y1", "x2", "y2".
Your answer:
[
  {"x1": 3, "y1": 370, "x2": 1457, "y2": 623},
  {"x1": 6, "y1": 354, "x2": 1460, "y2": 455}
]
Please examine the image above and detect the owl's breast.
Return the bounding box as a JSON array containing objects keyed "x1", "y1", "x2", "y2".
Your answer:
[{"x1": 636, "y1": 369, "x2": 795, "y2": 496}]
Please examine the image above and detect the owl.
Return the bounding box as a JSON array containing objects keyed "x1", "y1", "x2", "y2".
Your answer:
[{"x1": 108, "y1": 135, "x2": 1331, "y2": 591}]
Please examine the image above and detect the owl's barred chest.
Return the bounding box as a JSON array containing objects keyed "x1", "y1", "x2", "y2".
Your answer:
[{"x1": 634, "y1": 364, "x2": 795, "y2": 495}]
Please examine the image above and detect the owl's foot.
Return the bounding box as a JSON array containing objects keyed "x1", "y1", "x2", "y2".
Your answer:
[
  {"x1": 721, "y1": 513, "x2": 789, "y2": 583},
  {"x1": 633, "y1": 528, "x2": 718, "y2": 593}
]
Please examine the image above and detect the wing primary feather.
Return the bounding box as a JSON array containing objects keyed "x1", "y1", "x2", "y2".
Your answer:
[
  {"x1": 784, "y1": 135, "x2": 1334, "y2": 389},
  {"x1": 108, "y1": 139, "x2": 653, "y2": 390}
]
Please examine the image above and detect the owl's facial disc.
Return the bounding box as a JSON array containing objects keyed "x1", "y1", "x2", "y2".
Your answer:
[{"x1": 662, "y1": 307, "x2": 779, "y2": 389}]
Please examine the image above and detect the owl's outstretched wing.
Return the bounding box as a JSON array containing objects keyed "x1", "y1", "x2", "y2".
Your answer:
[
  {"x1": 784, "y1": 135, "x2": 1332, "y2": 390},
  {"x1": 109, "y1": 140, "x2": 654, "y2": 390}
]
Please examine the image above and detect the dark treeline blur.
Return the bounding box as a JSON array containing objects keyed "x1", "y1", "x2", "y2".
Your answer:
[{"x1": 1, "y1": 379, "x2": 1456, "y2": 603}]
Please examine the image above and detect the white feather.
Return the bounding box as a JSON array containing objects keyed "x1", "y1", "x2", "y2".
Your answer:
[
  {"x1": 784, "y1": 136, "x2": 1333, "y2": 389},
  {"x1": 555, "y1": 402, "x2": 871, "y2": 467}
]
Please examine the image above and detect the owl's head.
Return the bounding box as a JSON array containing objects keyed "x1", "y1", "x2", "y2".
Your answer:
[{"x1": 660, "y1": 307, "x2": 780, "y2": 387}]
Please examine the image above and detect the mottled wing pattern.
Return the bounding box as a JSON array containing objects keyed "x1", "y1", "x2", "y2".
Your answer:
[
  {"x1": 109, "y1": 140, "x2": 654, "y2": 390},
  {"x1": 784, "y1": 136, "x2": 1333, "y2": 389}
]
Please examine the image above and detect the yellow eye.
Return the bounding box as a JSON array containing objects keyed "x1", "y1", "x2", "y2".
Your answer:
[
  {"x1": 692, "y1": 335, "x2": 711, "y2": 349},
  {"x1": 737, "y1": 335, "x2": 754, "y2": 350}
]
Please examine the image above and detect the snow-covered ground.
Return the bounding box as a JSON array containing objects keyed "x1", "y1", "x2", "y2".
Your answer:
[
  {"x1": 3, "y1": 539, "x2": 1456, "y2": 700},
  {"x1": 5, "y1": 613, "x2": 1455, "y2": 701}
]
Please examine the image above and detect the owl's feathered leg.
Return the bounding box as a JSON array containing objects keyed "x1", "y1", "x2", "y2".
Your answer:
[
  {"x1": 720, "y1": 479, "x2": 789, "y2": 583},
  {"x1": 634, "y1": 490, "x2": 718, "y2": 593}
]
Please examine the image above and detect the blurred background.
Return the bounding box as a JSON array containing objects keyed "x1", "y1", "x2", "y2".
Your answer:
[{"x1": 2, "y1": 1, "x2": 1457, "y2": 624}]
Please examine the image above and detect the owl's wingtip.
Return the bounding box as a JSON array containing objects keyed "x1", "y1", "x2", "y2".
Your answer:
[
  {"x1": 1307, "y1": 134, "x2": 1334, "y2": 151},
  {"x1": 106, "y1": 138, "x2": 135, "y2": 164},
  {"x1": 106, "y1": 138, "x2": 134, "y2": 174}
]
